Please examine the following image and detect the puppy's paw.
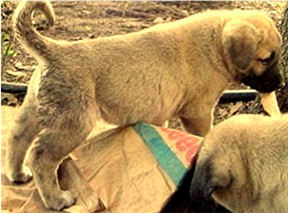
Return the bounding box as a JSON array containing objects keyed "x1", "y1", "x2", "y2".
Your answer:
[
  {"x1": 6, "y1": 165, "x2": 32, "y2": 183},
  {"x1": 44, "y1": 190, "x2": 75, "y2": 211}
]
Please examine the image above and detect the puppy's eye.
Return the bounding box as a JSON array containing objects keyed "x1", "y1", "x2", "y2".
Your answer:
[{"x1": 258, "y1": 51, "x2": 276, "y2": 65}]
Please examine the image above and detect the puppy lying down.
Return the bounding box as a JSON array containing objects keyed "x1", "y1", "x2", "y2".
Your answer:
[{"x1": 189, "y1": 114, "x2": 288, "y2": 213}]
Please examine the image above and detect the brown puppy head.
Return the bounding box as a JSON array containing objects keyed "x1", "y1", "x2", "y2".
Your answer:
[{"x1": 222, "y1": 12, "x2": 285, "y2": 93}]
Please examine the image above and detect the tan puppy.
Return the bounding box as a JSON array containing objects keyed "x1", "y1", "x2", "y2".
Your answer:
[
  {"x1": 6, "y1": 1, "x2": 284, "y2": 210},
  {"x1": 190, "y1": 114, "x2": 288, "y2": 213}
]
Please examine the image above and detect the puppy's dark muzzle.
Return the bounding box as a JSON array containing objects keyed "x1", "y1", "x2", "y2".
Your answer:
[{"x1": 242, "y1": 67, "x2": 285, "y2": 93}]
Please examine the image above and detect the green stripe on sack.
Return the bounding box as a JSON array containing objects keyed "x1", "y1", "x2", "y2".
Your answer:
[{"x1": 133, "y1": 122, "x2": 186, "y2": 186}]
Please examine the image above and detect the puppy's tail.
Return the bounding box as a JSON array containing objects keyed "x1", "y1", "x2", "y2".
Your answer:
[{"x1": 13, "y1": 0, "x2": 55, "y2": 61}]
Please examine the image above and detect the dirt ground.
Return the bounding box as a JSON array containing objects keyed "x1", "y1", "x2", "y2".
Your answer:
[{"x1": 1, "y1": 1, "x2": 286, "y2": 125}]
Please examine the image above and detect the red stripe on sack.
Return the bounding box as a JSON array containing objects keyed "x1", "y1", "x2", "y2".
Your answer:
[{"x1": 159, "y1": 127, "x2": 202, "y2": 164}]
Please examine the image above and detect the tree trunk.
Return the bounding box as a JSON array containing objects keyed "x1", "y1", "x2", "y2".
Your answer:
[{"x1": 277, "y1": 4, "x2": 288, "y2": 112}]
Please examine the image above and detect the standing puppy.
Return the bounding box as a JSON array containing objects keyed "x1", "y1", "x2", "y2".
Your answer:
[
  {"x1": 6, "y1": 1, "x2": 284, "y2": 210},
  {"x1": 190, "y1": 114, "x2": 288, "y2": 213}
]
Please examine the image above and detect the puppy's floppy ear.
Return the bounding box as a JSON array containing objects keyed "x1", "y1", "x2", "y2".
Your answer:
[
  {"x1": 222, "y1": 20, "x2": 261, "y2": 70},
  {"x1": 190, "y1": 156, "x2": 232, "y2": 201}
]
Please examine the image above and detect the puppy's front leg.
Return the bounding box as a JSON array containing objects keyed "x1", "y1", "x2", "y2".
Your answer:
[{"x1": 180, "y1": 111, "x2": 213, "y2": 136}]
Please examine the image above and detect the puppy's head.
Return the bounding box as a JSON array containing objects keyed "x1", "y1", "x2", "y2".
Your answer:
[
  {"x1": 190, "y1": 114, "x2": 288, "y2": 212},
  {"x1": 222, "y1": 11, "x2": 285, "y2": 93}
]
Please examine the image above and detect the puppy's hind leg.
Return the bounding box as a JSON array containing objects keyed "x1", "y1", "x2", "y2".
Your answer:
[
  {"x1": 6, "y1": 91, "x2": 41, "y2": 183},
  {"x1": 26, "y1": 111, "x2": 95, "y2": 210}
]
